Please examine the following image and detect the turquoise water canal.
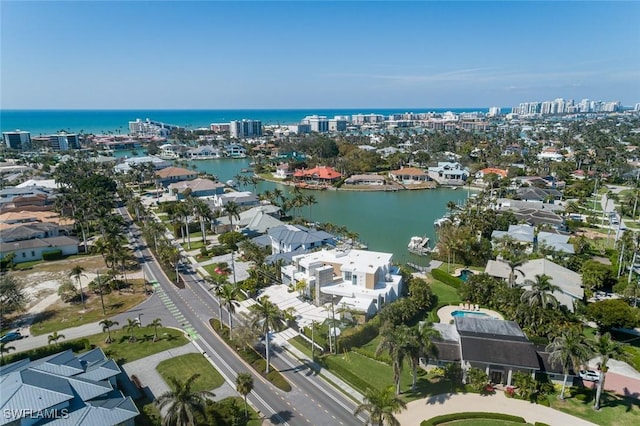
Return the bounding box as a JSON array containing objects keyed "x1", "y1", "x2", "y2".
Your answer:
[{"x1": 115, "y1": 151, "x2": 468, "y2": 265}]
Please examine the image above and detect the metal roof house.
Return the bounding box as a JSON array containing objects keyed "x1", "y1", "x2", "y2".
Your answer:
[{"x1": 0, "y1": 348, "x2": 138, "y2": 425}]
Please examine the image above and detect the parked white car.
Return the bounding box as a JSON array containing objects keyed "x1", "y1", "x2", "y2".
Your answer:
[{"x1": 579, "y1": 369, "x2": 600, "y2": 382}]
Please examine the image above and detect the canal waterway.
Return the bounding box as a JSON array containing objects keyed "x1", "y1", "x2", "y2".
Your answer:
[{"x1": 114, "y1": 151, "x2": 468, "y2": 265}]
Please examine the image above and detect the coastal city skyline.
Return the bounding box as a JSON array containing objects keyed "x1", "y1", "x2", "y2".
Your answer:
[{"x1": 2, "y1": 1, "x2": 639, "y2": 109}]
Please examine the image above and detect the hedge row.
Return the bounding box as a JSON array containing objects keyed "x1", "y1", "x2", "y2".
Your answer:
[
  {"x1": 42, "y1": 249, "x2": 64, "y2": 260},
  {"x1": 319, "y1": 355, "x2": 371, "y2": 394},
  {"x1": 421, "y1": 412, "x2": 527, "y2": 426},
  {"x1": 431, "y1": 269, "x2": 463, "y2": 290},
  {"x1": 1, "y1": 339, "x2": 92, "y2": 366},
  {"x1": 337, "y1": 317, "x2": 380, "y2": 351},
  {"x1": 209, "y1": 319, "x2": 291, "y2": 392}
]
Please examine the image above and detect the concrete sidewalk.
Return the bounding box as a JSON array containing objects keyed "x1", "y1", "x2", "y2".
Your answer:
[{"x1": 395, "y1": 391, "x2": 597, "y2": 426}]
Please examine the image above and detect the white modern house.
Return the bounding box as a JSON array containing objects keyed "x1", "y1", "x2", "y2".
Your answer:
[
  {"x1": 427, "y1": 162, "x2": 469, "y2": 185},
  {"x1": 281, "y1": 248, "x2": 403, "y2": 317}
]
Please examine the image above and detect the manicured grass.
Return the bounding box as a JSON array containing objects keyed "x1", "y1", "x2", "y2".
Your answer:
[
  {"x1": 14, "y1": 259, "x2": 45, "y2": 269},
  {"x1": 203, "y1": 263, "x2": 232, "y2": 278},
  {"x1": 181, "y1": 240, "x2": 206, "y2": 251},
  {"x1": 157, "y1": 353, "x2": 224, "y2": 392},
  {"x1": 549, "y1": 388, "x2": 640, "y2": 426},
  {"x1": 288, "y1": 336, "x2": 314, "y2": 359},
  {"x1": 92, "y1": 326, "x2": 189, "y2": 363},
  {"x1": 431, "y1": 280, "x2": 462, "y2": 306},
  {"x1": 30, "y1": 287, "x2": 148, "y2": 336}
]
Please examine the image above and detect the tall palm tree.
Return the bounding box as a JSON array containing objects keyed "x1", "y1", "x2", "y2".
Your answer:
[
  {"x1": 249, "y1": 296, "x2": 283, "y2": 373},
  {"x1": 546, "y1": 327, "x2": 593, "y2": 399},
  {"x1": 521, "y1": 274, "x2": 560, "y2": 309},
  {"x1": 69, "y1": 265, "x2": 87, "y2": 310},
  {"x1": 235, "y1": 372, "x2": 254, "y2": 418},
  {"x1": 407, "y1": 323, "x2": 441, "y2": 392},
  {"x1": 592, "y1": 332, "x2": 626, "y2": 410},
  {"x1": 148, "y1": 318, "x2": 163, "y2": 342},
  {"x1": 219, "y1": 284, "x2": 240, "y2": 339},
  {"x1": 0, "y1": 342, "x2": 16, "y2": 362},
  {"x1": 100, "y1": 319, "x2": 119, "y2": 344},
  {"x1": 155, "y1": 373, "x2": 215, "y2": 426},
  {"x1": 503, "y1": 257, "x2": 526, "y2": 288},
  {"x1": 355, "y1": 386, "x2": 407, "y2": 426},
  {"x1": 48, "y1": 331, "x2": 65, "y2": 345},
  {"x1": 305, "y1": 194, "x2": 317, "y2": 222},
  {"x1": 123, "y1": 317, "x2": 141, "y2": 343},
  {"x1": 376, "y1": 325, "x2": 409, "y2": 395},
  {"x1": 224, "y1": 201, "x2": 241, "y2": 287}
]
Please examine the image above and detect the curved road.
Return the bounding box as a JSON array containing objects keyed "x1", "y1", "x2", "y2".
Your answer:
[{"x1": 123, "y1": 209, "x2": 364, "y2": 425}]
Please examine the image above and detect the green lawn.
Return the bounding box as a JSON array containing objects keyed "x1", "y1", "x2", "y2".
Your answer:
[
  {"x1": 443, "y1": 421, "x2": 528, "y2": 426},
  {"x1": 89, "y1": 326, "x2": 189, "y2": 363},
  {"x1": 30, "y1": 286, "x2": 148, "y2": 336},
  {"x1": 431, "y1": 280, "x2": 462, "y2": 306},
  {"x1": 157, "y1": 353, "x2": 224, "y2": 392},
  {"x1": 549, "y1": 388, "x2": 640, "y2": 426},
  {"x1": 181, "y1": 240, "x2": 206, "y2": 251}
]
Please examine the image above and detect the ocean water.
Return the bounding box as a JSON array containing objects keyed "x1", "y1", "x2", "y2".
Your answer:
[{"x1": 0, "y1": 108, "x2": 492, "y2": 136}]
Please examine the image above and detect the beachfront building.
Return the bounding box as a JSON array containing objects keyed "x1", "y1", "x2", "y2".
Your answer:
[
  {"x1": 0, "y1": 348, "x2": 139, "y2": 426},
  {"x1": 129, "y1": 118, "x2": 174, "y2": 137},
  {"x1": 427, "y1": 162, "x2": 469, "y2": 185},
  {"x1": 388, "y1": 167, "x2": 430, "y2": 184},
  {"x1": 230, "y1": 120, "x2": 262, "y2": 138},
  {"x1": 155, "y1": 166, "x2": 198, "y2": 187},
  {"x1": 302, "y1": 115, "x2": 329, "y2": 133},
  {"x1": 292, "y1": 166, "x2": 342, "y2": 187},
  {"x1": 46, "y1": 133, "x2": 80, "y2": 151},
  {"x1": 2, "y1": 130, "x2": 32, "y2": 150},
  {"x1": 281, "y1": 248, "x2": 403, "y2": 317}
]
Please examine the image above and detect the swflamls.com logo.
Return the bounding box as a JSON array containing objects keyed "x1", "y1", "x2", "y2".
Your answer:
[{"x1": 3, "y1": 408, "x2": 70, "y2": 420}]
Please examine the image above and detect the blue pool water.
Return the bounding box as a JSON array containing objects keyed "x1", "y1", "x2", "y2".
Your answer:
[
  {"x1": 458, "y1": 269, "x2": 474, "y2": 282},
  {"x1": 451, "y1": 310, "x2": 489, "y2": 318}
]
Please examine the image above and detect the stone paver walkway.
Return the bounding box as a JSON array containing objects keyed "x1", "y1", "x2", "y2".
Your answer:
[{"x1": 395, "y1": 392, "x2": 597, "y2": 426}]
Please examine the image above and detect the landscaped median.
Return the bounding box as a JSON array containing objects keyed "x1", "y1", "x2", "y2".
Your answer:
[{"x1": 209, "y1": 318, "x2": 291, "y2": 392}]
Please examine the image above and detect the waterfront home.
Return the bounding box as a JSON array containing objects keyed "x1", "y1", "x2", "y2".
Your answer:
[
  {"x1": 114, "y1": 156, "x2": 170, "y2": 173},
  {"x1": 267, "y1": 224, "x2": 336, "y2": 255},
  {"x1": 491, "y1": 224, "x2": 574, "y2": 254},
  {"x1": 186, "y1": 145, "x2": 224, "y2": 159},
  {"x1": 155, "y1": 166, "x2": 198, "y2": 187},
  {"x1": 281, "y1": 248, "x2": 402, "y2": 317},
  {"x1": 0, "y1": 348, "x2": 139, "y2": 426},
  {"x1": 159, "y1": 143, "x2": 181, "y2": 159},
  {"x1": 427, "y1": 162, "x2": 469, "y2": 185},
  {"x1": 168, "y1": 178, "x2": 225, "y2": 200},
  {"x1": 293, "y1": 166, "x2": 342, "y2": 185},
  {"x1": 206, "y1": 191, "x2": 260, "y2": 211},
  {"x1": 484, "y1": 258, "x2": 583, "y2": 310},
  {"x1": 516, "y1": 187, "x2": 563, "y2": 202},
  {"x1": 225, "y1": 143, "x2": 247, "y2": 158},
  {"x1": 475, "y1": 167, "x2": 508, "y2": 180},
  {"x1": 430, "y1": 317, "x2": 542, "y2": 387},
  {"x1": 215, "y1": 204, "x2": 282, "y2": 235},
  {"x1": 388, "y1": 167, "x2": 430, "y2": 184},
  {"x1": 345, "y1": 174, "x2": 386, "y2": 186},
  {"x1": 273, "y1": 163, "x2": 293, "y2": 179}
]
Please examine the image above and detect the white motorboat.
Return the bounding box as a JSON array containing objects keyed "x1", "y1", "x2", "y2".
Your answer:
[{"x1": 408, "y1": 236, "x2": 432, "y2": 256}]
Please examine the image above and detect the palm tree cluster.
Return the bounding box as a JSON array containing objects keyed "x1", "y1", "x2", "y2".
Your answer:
[{"x1": 260, "y1": 187, "x2": 317, "y2": 221}]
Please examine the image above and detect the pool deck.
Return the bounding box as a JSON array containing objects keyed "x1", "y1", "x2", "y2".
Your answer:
[{"x1": 437, "y1": 304, "x2": 504, "y2": 323}]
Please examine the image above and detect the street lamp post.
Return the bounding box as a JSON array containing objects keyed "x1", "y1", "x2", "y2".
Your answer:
[
  {"x1": 137, "y1": 313, "x2": 143, "y2": 327},
  {"x1": 96, "y1": 270, "x2": 106, "y2": 316}
]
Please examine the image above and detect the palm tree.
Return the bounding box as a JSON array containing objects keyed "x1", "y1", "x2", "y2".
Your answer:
[
  {"x1": 249, "y1": 296, "x2": 283, "y2": 374},
  {"x1": 235, "y1": 372, "x2": 254, "y2": 418},
  {"x1": 219, "y1": 284, "x2": 240, "y2": 339},
  {"x1": 407, "y1": 323, "x2": 441, "y2": 392},
  {"x1": 376, "y1": 325, "x2": 409, "y2": 395},
  {"x1": 502, "y1": 257, "x2": 526, "y2": 288},
  {"x1": 123, "y1": 317, "x2": 140, "y2": 343},
  {"x1": 521, "y1": 274, "x2": 560, "y2": 309},
  {"x1": 155, "y1": 373, "x2": 215, "y2": 426},
  {"x1": 69, "y1": 265, "x2": 87, "y2": 310},
  {"x1": 354, "y1": 386, "x2": 407, "y2": 426},
  {"x1": 305, "y1": 194, "x2": 317, "y2": 221},
  {"x1": 546, "y1": 327, "x2": 593, "y2": 399},
  {"x1": 100, "y1": 319, "x2": 119, "y2": 344},
  {"x1": 48, "y1": 331, "x2": 65, "y2": 345},
  {"x1": 224, "y1": 201, "x2": 241, "y2": 287},
  {"x1": 148, "y1": 318, "x2": 163, "y2": 342},
  {"x1": 593, "y1": 332, "x2": 626, "y2": 410},
  {"x1": 0, "y1": 342, "x2": 16, "y2": 362}
]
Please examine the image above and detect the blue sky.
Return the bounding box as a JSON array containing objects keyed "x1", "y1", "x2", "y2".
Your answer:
[{"x1": 2, "y1": 1, "x2": 639, "y2": 109}]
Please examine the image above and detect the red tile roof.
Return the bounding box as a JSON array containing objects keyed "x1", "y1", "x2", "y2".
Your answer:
[{"x1": 293, "y1": 166, "x2": 342, "y2": 180}]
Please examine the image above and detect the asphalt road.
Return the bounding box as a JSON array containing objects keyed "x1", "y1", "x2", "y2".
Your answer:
[{"x1": 123, "y1": 209, "x2": 364, "y2": 425}]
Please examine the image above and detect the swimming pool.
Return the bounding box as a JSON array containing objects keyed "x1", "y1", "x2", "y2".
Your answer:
[
  {"x1": 451, "y1": 310, "x2": 489, "y2": 318},
  {"x1": 458, "y1": 269, "x2": 474, "y2": 282}
]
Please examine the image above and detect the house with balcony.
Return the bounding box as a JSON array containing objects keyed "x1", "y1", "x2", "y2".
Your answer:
[
  {"x1": 292, "y1": 166, "x2": 342, "y2": 186},
  {"x1": 388, "y1": 167, "x2": 430, "y2": 184},
  {"x1": 281, "y1": 248, "x2": 402, "y2": 317},
  {"x1": 427, "y1": 162, "x2": 469, "y2": 185}
]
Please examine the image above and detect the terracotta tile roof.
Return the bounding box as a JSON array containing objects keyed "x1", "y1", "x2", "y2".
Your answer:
[
  {"x1": 293, "y1": 166, "x2": 342, "y2": 180},
  {"x1": 479, "y1": 167, "x2": 508, "y2": 178},
  {"x1": 390, "y1": 167, "x2": 426, "y2": 176}
]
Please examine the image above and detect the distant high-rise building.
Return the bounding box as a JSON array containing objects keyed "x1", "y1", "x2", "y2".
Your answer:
[
  {"x1": 302, "y1": 115, "x2": 329, "y2": 133},
  {"x1": 2, "y1": 130, "x2": 32, "y2": 150},
  {"x1": 635, "y1": 103, "x2": 640, "y2": 111},
  {"x1": 47, "y1": 133, "x2": 80, "y2": 151},
  {"x1": 487, "y1": 107, "x2": 501, "y2": 117},
  {"x1": 229, "y1": 120, "x2": 262, "y2": 138}
]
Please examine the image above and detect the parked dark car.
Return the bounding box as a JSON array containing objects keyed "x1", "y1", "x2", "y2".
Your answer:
[{"x1": 0, "y1": 331, "x2": 23, "y2": 343}]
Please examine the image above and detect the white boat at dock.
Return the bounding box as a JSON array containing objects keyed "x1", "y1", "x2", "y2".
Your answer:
[{"x1": 408, "y1": 236, "x2": 433, "y2": 256}]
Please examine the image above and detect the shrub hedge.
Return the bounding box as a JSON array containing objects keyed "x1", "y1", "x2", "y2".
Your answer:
[
  {"x1": 1, "y1": 339, "x2": 92, "y2": 366},
  {"x1": 430, "y1": 269, "x2": 463, "y2": 290},
  {"x1": 421, "y1": 412, "x2": 527, "y2": 426},
  {"x1": 337, "y1": 317, "x2": 380, "y2": 351},
  {"x1": 42, "y1": 249, "x2": 64, "y2": 261}
]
